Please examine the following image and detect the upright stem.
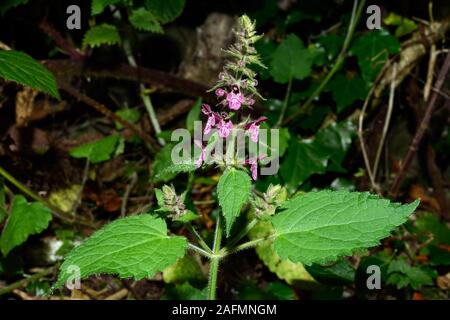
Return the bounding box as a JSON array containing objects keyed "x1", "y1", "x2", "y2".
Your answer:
[
  {"x1": 276, "y1": 77, "x2": 293, "y2": 127},
  {"x1": 207, "y1": 214, "x2": 223, "y2": 300},
  {"x1": 114, "y1": 7, "x2": 165, "y2": 146},
  {"x1": 226, "y1": 218, "x2": 258, "y2": 249},
  {"x1": 282, "y1": 0, "x2": 365, "y2": 125}
]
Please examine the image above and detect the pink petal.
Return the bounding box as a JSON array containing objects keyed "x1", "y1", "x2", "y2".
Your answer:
[{"x1": 250, "y1": 161, "x2": 257, "y2": 180}]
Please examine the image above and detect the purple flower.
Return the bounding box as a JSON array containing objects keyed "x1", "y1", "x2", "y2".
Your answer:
[
  {"x1": 215, "y1": 88, "x2": 225, "y2": 97},
  {"x1": 201, "y1": 103, "x2": 212, "y2": 115},
  {"x1": 245, "y1": 116, "x2": 267, "y2": 143},
  {"x1": 194, "y1": 140, "x2": 206, "y2": 168},
  {"x1": 246, "y1": 154, "x2": 266, "y2": 180},
  {"x1": 247, "y1": 157, "x2": 258, "y2": 180},
  {"x1": 226, "y1": 92, "x2": 245, "y2": 110},
  {"x1": 217, "y1": 119, "x2": 233, "y2": 138},
  {"x1": 247, "y1": 97, "x2": 255, "y2": 106},
  {"x1": 204, "y1": 114, "x2": 216, "y2": 135},
  {"x1": 202, "y1": 103, "x2": 221, "y2": 135}
]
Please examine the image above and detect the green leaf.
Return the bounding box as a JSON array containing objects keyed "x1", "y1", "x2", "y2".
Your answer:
[
  {"x1": 328, "y1": 74, "x2": 367, "y2": 113},
  {"x1": 0, "y1": 0, "x2": 30, "y2": 14},
  {"x1": 82, "y1": 24, "x2": 121, "y2": 48},
  {"x1": 162, "y1": 283, "x2": 207, "y2": 300},
  {"x1": 129, "y1": 8, "x2": 163, "y2": 33},
  {"x1": 163, "y1": 254, "x2": 205, "y2": 285},
  {"x1": 54, "y1": 215, "x2": 187, "y2": 288},
  {"x1": 317, "y1": 34, "x2": 344, "y2": 60},
  {"x1": 186, "y1": 98, "x2": 202, "y2": 131},
  {"x1": 0, "y1": 195, "x2": 52, "y2": 256},
  {"x1": 69, "y1": 134, "x2": 120, "y2": 164},
  {"x1": 91, "y1": 0, "x2": 123, "y2": 15},
  {"x1": 145, "y1": 0, "x2": 185, "y2": 24},
  {"x1": 280, "y1": 139, "x2": 328, "y2": 192},
  {"x1": 280, "y1": 121, "x2": 355, "y2": 191},
  {"x1": 384, "y1": 13, "x2": 418, "y2": 37},
  {"x1": 350, "y1": 30, "x2": 400, "y2": 82},
  {"x1": 387, "y1": 257, "x2": 435, "y2": 290},
  {"x1": 0, "y1": 50, "x2": 60, "y2": 98},
  {"x1": 270, "y1": 34, "x2": 313, "y2": 84},
  {"x1": 154, "y1": 161, "x2": 197, "y2": 182},
  {"x1": 415, "y1": 212, "x2": 450, "y2": 245},
  {"x1": 247, "y1": 218, "x2": 317, "y2": 288},
  {"x1": 115, "y1": 108, "x2": 140, "y2": 130},
  {"x1": 218, "y1": 168, "x2": 252, "y2": 236},
  {"x1": 271, "y1": 190, "x2": 419, "y2": 265},
  {"x1": 305, "y1": 259, "x2": 355, "y2": 286},
  {"x1": 151, "y1": 143, "x2": 196, "y2": 183},
  {"x1": 314, "y1": 121, "x2": 355, "y2": 172}
]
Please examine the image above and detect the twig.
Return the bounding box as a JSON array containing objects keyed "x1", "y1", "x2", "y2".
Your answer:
[
  {"x1": 357, "y1": 85, "x2": 378, "y2": 190},
  {"x1": 72, "y1": 159, "x2": 89, "y2": 215},
  {"x1": 0, "y1": 268, "x2": 54, "y2": 297},
  {"x1": 57, "y1": 80, "x2": 159, "y2": 154},
  {"x1": 283, "y1": 0, "x2": 366, "y2": 125},
  {"x1": 390, "y1": 52, "x2": 450, "y2": 197},
  {"x1": 121, "y1": 172, "x2": 138, "y2": 217},
  {"x1": 424, "y1": 44, "x2": 437, "y2": 101},
  {"x1": 43, "y1": 60, "x2": 212, "y2": 102},
  {"x1": 373, "y1": 63, "x2": 397, "y2": 181},
  {"x1": 39, "y1": 21, "x2": 85, "y2": 61},
  {"x1": 121, "y1": 34, "x2": 165, "y2": 146}
]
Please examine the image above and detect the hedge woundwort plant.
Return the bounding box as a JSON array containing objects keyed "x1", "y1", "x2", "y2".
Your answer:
[{"x1": 54, "y1": 15, "x2": 419, "y2": 300}]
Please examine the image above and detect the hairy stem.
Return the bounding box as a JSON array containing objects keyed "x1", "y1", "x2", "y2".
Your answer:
[
  {"x1": 220, "y1": 234, "x2": 275, "y2": 257},
  {"x1": 187, "y1": 223, "x2": 213, "y2": 254},
  {"x1": 225, "y1": 218, "x2": 258, "y2": 249},
  {"x1": 187, "y1": 243, "x2": 211, "y2": 258},
  {"x1": 283, "y1": 0, "x2": 366, "y2": 125},
  {"x1": 207, "y1": 214, "x2": 223, "y2": 300}
]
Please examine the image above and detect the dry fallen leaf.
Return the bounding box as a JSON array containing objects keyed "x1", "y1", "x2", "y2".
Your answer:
[{"x1": 15, "y1": 87, "x2": 38, "y2": 127}]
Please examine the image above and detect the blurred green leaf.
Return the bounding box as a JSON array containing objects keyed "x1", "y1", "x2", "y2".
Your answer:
[
  {"x1": 162, "y1": 283, "x2": 207, "y2": 300},
  {"x1": 384, "y1": 12, "x2": 418, "y2": 37},
  {"x1": 91, "y1": 0, "x2": 123, "y2": 15},
  {"x1": 0, "y1": 195, "x2": 52, "y2": 256},
  {"x1": 280, "y1": 120, "x2": 355, "y2": 191},
  {"x1": 0, "y1": 0, "x2": 30, "y2": 15},
  {"x1": 115, "y1": 108, "x2": 140, "y2": 130},
  {"x1": 145, "y1": 0, "x2": 185, "y2": 24},
  {"x1": 317, "y1": 34, "x2": 344, "y2": 61},
  {"x1": 415, "y1": 212, "x2": 450, "y2": 245},
  {"x1": 163, "y1": 254, "x2": 205, "y2": 285},
  {"x1": 350, "y1": 30, "x2": 400, "y2": 82},
  {"x1": 82, "y1": 23, "x2": 121, "y2": 48},
  {"x1": 186, "y1": 98, "x2": 202, "y2": 132},
  {"x1": 328, "y1": 74, "x2": 367, "y2": 113},
  {"x1": 270, "y1": 34, "x2": 313, "y2": 83},
  {"x1": 129, "y1": 8, "x2": 163, "y2": 33},
  {"x1": 280, "y1": 138, "x2": 328, "y2": 192},
  {"x1": 305, "y1": 259, "x2": 355, "y2": 286},
  {"x1": 70, "y1": 134, "x2": 120, "y2": 164},
  {"x1": 387, "y1": 257, "x2": 436, "y2": 290}
]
